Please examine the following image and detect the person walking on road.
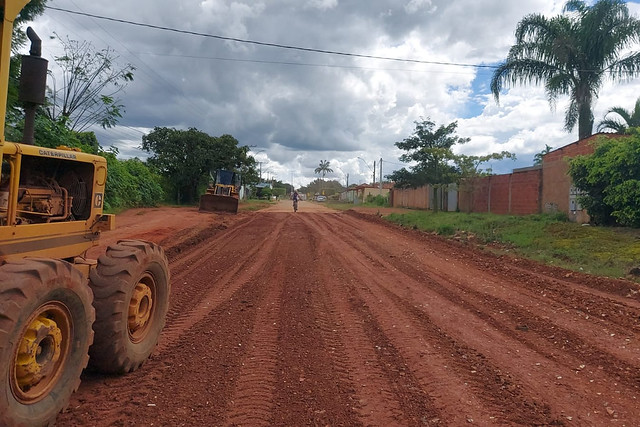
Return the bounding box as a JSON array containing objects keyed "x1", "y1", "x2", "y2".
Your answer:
[{"x1": 292, "y1": 190, "x2": 299, "y2": 212}]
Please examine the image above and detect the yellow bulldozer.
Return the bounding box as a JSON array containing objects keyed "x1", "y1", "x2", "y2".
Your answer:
[
  {"x1": 0, "y1": 2, "x2": 171, "y2": 426},
  {"x1": 199, "y1": 169, "x2": 240, "y2": 213}
]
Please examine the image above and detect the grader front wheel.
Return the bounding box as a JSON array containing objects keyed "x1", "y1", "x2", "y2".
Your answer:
[
  {"x1": 89, "y1": 240, "x2": 170, "y2": 374},
  {"x1": 0, "y1": 259, "x2": 94, "y2": 427}
]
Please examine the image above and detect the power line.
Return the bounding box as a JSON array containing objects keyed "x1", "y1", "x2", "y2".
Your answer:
[
  {"x1": 47, "y1": 3, "x2": 207, "y2": 121},
  {"x1": 135, "y1": 51, "x2": 481, "y2": 75},
  {"x1": 46, "y1": 6, "x2": 497, "y2": 70}
]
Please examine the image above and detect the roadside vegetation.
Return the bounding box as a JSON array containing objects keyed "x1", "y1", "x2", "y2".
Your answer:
[
  {"x1": 239, "y1": 199, "x2": 275, "y2": 211},
  {"x1": 384, "y1": 210, "x2": 640, "y2": 279}
]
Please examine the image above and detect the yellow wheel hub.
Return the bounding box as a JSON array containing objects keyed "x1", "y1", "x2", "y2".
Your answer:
[
  {"x1": 128, "y1": 280, "x2": 153, "y2": 341},
  {"x1": 13, "y1": 303, "x2": 71, "y2": 403},
  {"x1": 16, "y1": 316, "x2": 62, "y2": 390}
]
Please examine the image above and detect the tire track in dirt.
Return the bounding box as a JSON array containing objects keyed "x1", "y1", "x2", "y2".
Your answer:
[
  {"x1": 166, "y1": 214, "x2": 260, "y2": 276},
  {"x1": 313, "y1": 212, "x2": 640, "y2": 424},
  {"x1": 299, "y1": 214, "x2": 513, "y2": 424},
  {"x1": 269, "y1": 216, "x2": 361, "y2": 427},
  {"x1": 301, "y1": 213, "x2": 570, "y2": 424},
  {"x1": 305, "y1": 242, "x2": 413, "y2": 424},
  {"x1": 335, "y1": 213, "x2": 640, "y2": 388},
  {"x1": 158, "y1": 214, "x2": 286, "y2": 353},
  {"x1": 57, "y1": 214, "x2": 286, "y2": 426},
  {"x1": 336, "y1": 212, "x2": 640, "y2": 354},
  {"x1": 56, "y1": 207, "x2": 640, "y2": 426},
  {"x1": 223, "y1": 254, "x2": 283, "y2": 426}
]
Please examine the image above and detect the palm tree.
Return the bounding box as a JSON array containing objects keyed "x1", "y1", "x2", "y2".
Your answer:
[
  {"x1": 597, "y1": 96, "x2": 640, "y2": 133},
  {"x1": 314, "y1": 160, "x2": 333, "y2": 179},
  {"x1": 491, "y1": 0, "x2": 640, "y2": 140},
  {"x1": 533, "y1": 144, "x2": 554, "y2": 165}
]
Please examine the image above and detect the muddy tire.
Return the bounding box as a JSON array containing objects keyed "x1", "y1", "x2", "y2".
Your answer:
[
  {"x1": 0, "y1": 259, "x2": 94, "y2": 427},
  {"x1": 88, "y1": 240, "x2": 170, "y2": 374}
]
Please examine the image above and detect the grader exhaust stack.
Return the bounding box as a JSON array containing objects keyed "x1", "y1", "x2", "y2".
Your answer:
[{"x1": 199, "y1": 169, "x2": 240, "y2": 213}]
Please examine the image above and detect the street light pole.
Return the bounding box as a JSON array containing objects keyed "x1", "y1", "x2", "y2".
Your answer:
[{"x1": 357, "y1": 157, "x2": 375, "y2": 185}]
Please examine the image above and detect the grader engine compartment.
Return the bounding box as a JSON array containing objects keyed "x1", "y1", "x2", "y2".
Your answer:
[
  {"x1": 1, "y1": 152, "x2": 94, "y2": 225},
  {"x1": 16, "y1": 181, "x2": 69, "y2": 220}
]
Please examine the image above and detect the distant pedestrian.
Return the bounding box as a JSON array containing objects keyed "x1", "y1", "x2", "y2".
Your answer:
[{"x1": 292, "y1": 190, "x2": 299, "y2": 212}]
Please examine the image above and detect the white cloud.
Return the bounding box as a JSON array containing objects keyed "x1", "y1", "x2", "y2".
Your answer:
[
  {"x1": 305, "y1": 0, "x2": 338, "y2": 11},
  {"x1": 404, "y1": 0, "x2": 436, "y2": 14}
]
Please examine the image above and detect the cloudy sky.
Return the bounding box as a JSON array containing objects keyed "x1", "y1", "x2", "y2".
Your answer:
[{"x1": 27, "y1": 0, "x2": 640, "y2": 188}]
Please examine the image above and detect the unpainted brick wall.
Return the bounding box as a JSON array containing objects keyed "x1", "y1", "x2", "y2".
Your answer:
[
  {"x1": 458, "y1": 168, "x2": 541, "y2": 215},
  {"x1": 541, "y1": 135, "x2": 606, "y2": 222}
]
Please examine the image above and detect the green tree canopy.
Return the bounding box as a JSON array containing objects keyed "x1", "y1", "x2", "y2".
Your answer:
[
  {"x1": 569, "y1": 132, "x2": 640, "y2": 226},
  {"x1": 491, "y1": 0, "x2": 640, "y2": 140},
  {"x1": 142, "y1": 127, "x2": 255, "y2": 204},
  {"x1": 389, "y1": 119, "x2": 514, "y2": 211},
  {"x1": 298, "y1": 178, "x2": 344, "y2": 196},
  {"x1": 597, "y1": 96, "x2": 640, "y2": 134},
  {"x1": 102, "y1": 151, "x2": 164, "y2": 211},
  {"x1": 387, "y1": 119, "x2": 469, "y2": 189}
]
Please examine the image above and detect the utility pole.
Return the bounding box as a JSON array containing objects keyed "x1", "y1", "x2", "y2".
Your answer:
[
  {"x1": 379, "y1": 158, "x2": 383, "y2": 192},
  {"x1": 346, "y1": 173, "x2": 349, "y2": 188},
  {"x1": 373, "y1": 161, "x2": 376, "y2": 185}
]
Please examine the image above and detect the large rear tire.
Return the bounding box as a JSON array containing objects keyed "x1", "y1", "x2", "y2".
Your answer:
[
  {"x1": 0, "y1": 259, "x2": 94, "y2": 427},
  {"x1": 88, "y1": 240, "x2": 170, "y2": 374}
]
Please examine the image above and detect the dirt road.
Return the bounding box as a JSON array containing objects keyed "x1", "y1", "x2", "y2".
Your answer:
[{"x1": 57, "y1": 202, "x2": 640, "y2": 426}]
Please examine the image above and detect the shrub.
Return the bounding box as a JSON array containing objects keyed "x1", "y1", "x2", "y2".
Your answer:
[
  {"x1": 366, "y1": 194, "x2": 388, "y2": 206},
  {"x1": 570, "y1": 132, "x2": 640, "y2": 227}
]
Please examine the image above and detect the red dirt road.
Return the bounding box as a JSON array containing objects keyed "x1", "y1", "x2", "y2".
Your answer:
[{"x1": 57, "y1": 202, "x2": 640, "y2": 426}]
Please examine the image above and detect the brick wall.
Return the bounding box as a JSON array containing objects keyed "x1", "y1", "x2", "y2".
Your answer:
[
  {"x1": 540, "y1": 134, "x2": 607, "y2": 222},
  {"x1": 390, "y1": 133, "x2": 622, "y2": 222},
  {"x1": 458, "y1": 167, "x2": 541, "y2": 215}
]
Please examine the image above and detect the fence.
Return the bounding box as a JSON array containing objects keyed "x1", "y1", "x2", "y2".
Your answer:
[{"x1": 458, "y1": 166, "x2": 542, "y2": 215}]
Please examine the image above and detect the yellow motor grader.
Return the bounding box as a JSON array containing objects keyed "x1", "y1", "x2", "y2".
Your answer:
[{"x1": 0, "y1": 2, "x2": 170, "y2": 426}]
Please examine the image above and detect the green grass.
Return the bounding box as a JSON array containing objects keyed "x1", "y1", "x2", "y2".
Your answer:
[
  {"x1": 385, "y1": 211, "x2": 640, "y2": 279},
  {"x1": 238, "y1": 199, "x2": 275, "y2": 211},
  {"x1": 324, "y1": 201, "x2": 355, "y2": 211}
]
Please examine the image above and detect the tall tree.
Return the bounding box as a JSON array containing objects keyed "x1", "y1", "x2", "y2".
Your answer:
[
  {"x1": 314, "y1": 160, "x2": 333, "y2": 179},
  {"x1": 389, "y1": 119, "x2": 514, "y2": 211},
  {"x1": 597, "y1": 96, "x2": 640, "y2": 133},
  {"x1": 46, "y1": 35, "x2": 135, "y2": 132},
  {"x1": 388, "y1": 119, "x2": 468, "y2": 189},
  {"x1": 142, "y1": 127, "x2": 255, "y2": 204},
  {"x1": 491, "y1": 0, "x2": 640, "y2": 140}
]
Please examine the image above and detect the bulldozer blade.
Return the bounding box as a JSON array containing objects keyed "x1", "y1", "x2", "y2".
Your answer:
[{"x1": 199, "y1": 194, "x2": 239, "y2": 213}]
